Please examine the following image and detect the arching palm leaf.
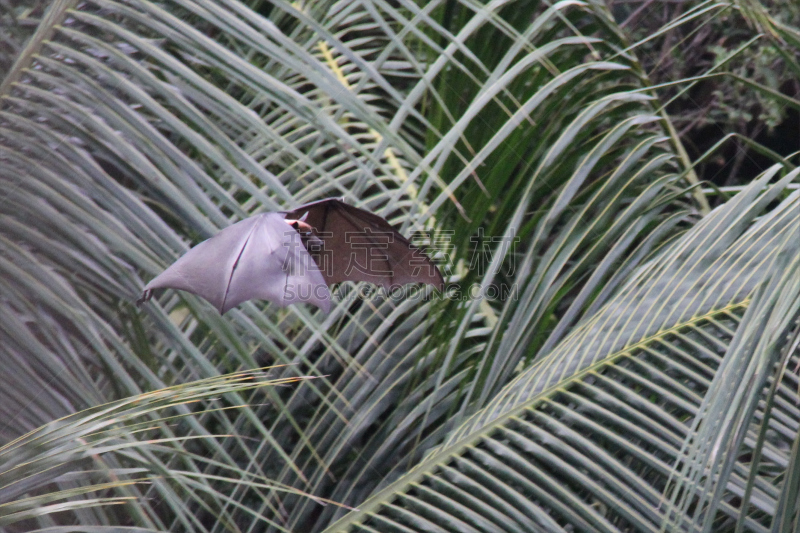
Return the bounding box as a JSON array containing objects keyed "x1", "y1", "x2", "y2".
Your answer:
[
  {"x1": 325, "y1": 171, "x2": 800, "y2": 533},
  {"x1": 3, "y1": 0, "x2": 797, "y2": 531}
]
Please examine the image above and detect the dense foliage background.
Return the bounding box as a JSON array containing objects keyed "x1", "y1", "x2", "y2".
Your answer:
[{"x1": 1, "y1": 0, "x2": 799, "y2": 531}]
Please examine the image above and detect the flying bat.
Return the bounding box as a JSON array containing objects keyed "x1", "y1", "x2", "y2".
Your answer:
[{"x1": 138, "y1": 198, "x2": 444, "y2": 314}]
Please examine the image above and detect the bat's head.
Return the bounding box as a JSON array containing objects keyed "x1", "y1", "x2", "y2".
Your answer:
[
  {"x1": 285, "y1": 218, "x2": 314, "y2": 236},
  {"x1": 285, "y1": 217, "x2": 324, "y2": 253}
]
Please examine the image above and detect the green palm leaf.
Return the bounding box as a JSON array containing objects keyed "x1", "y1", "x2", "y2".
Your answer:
[
  {"x1": 325, "y1": 172, "x2": 800, "y2": 532},
  {"x1": 3, "y1": 0, "x2": 798, "y2": 531},
  {"x1": 0, "y1": 370, "x2": 325, "y2": 530}
]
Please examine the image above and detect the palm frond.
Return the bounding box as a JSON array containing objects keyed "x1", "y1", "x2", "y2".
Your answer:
[
  {"x1": 5, "y1": 0, "x2": 798, "y2": 530},
  {"x1": 324, "y1": 172, "x2": 800, "y2": 532},
  {"x1": 0, "y1": 370, "x2": 322, "y2": 530}
]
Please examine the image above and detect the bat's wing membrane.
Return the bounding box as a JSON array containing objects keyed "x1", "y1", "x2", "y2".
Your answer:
[
  {"x1": 285, "y1": 199, "x2": 444, "y2": 290},
  {"x1": 141, "y1": 199, "x2": 442, "y2": 314},
  {"x1": 142, "y1": 213, "x2": 330, "y2": 313},
  {"x1": 223, "y1": 214, "x2": 330, "y2": 313}
]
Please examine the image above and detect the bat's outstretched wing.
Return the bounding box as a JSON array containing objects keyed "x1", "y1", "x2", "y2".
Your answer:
[
  {"x1": 284, "y1": 198, "x2": 444, "y2": 290},
  {"x1": 139, "y1": 213, "x2": 330, "y2": 313},
  {"x1": 139, "y1": 199, "x2": 442, "y2": 314}
]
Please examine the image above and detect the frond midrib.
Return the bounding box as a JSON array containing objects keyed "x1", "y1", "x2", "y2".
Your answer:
[
  {"x1": 324, "y1": 298, "x2": 751, "y2": 531},
  {"x1": 0, "y1": 0, "x2": 79, "y2": 97}
]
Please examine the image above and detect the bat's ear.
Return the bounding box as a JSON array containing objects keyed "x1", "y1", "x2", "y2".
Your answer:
[{"x1": 299, "y1": 212, "x2": 309, "y2": 222}]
